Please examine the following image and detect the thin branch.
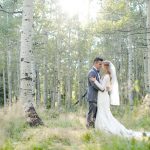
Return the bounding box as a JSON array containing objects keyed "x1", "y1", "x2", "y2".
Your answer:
[{"x1": 0, "y1": 9, "x2": 22, "y2": 14}]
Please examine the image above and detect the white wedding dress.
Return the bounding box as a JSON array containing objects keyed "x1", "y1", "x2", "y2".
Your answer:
[{"x1": 94, "y1": 74, "x2": 150, "y2": 138}]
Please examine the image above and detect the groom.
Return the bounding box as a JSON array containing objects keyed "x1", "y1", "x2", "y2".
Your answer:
[{"x1": 86, "y1": 57, "x2": 104, "y2": 128}]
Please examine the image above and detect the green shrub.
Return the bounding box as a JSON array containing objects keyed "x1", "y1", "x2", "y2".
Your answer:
[
  {"x1": 0, "y1": 140, "x2": 14, "y2": 150},
  {"x1": 81, "y1": 132, "x2": 93, "y2": 143}
]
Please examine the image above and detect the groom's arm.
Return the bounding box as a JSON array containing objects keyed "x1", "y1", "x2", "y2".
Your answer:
[{"x1": 88, "y1": 71, "x2": 104, "y2": 91}]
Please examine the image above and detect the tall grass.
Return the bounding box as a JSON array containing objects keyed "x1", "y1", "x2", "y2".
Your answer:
[
  {"x1": 0, "y1": 102, "x2": 27, "y2": 147},
  {"x1": 81, "y1": 130, "x2": 150, "y2": 150},
  {"x1": 0, "y1": 103, "x2": 150, "y2": 150}
]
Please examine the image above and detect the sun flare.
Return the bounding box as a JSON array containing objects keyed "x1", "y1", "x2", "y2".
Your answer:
[{"x1": 58, "y1": 0, "x2": 99, "y2": 23}]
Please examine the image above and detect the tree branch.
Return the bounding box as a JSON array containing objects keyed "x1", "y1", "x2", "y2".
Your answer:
[{"x1": 0, "y1": 9, "x2": 22, "y2": 14}]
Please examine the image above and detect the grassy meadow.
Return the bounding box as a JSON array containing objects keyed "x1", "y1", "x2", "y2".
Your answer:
[{"x1": 0, "y1": 102, "x2": 150, "y2": 150}]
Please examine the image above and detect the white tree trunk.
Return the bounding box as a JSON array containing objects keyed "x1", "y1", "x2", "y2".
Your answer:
[
  {"x1": 66, "y1": 29, "x2": 72, "y2": 108},
  {"x1": 127, "y1": 34, "x2": 133, "y2": 109},
  {"x1": 14, "y1": 29, "x2": 20, "y2": 101},
  {"x1": 147, "y1": 0, "x2": 150, "y2": 93},
  {"x1": 77, "y1": 31, "x2": 82, "y2": 105},
  {"x1": 126, "y1": 0, "x2": 133, "y2": 109},
  {"x1": 41, "y1": 0, "x2": 48, "y2": 107},
  {"x1": 52, "y1": 73, "x2": 56, "y2": 108},
  {"x1": 144, "y1": 49, "x2": 148, "y2": 92},
  {"x1": 36, "y1": 64, "x2": 41, "y2": 106},
  {"x1": 3, "y1": 68, "x2": 7, "y2": 107},
  {"x1": 16, "y1": 50, "x2": 20, "y2": 101},
  {"x1": 43, "y1": 56, "x2": 48, "y2": 107},
  {"x1": 7, "y1": 42, "x2": 12, "y2": 105},
  {"x1": 31, "y1": 59, "x2": 36, "y2": 101},
  {"x1": 56, "y1": 37, "x2": 61, "y2": 109},
  {"x1": 20, "y1": 0, "x2": 43, "y2": 126}
]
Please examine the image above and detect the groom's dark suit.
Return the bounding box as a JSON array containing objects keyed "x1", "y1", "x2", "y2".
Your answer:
[{"x1": 87, "y1": 67, "x2": 104, "y2": 127}]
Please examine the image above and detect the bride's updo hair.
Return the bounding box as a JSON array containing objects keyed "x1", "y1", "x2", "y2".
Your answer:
[
  {"x1": 103, "y1": 61, "x2": 111, "y2": 79},
  {"x1": 103, "y1": 61, "x2": 110, "y2": 67}
]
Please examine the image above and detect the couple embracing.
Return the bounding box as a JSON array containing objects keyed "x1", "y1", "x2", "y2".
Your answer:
[{"x1": 86, "y1": 57, "x2": 150, "y2": 138}]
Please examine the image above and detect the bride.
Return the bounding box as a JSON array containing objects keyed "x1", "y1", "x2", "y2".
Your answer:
[{"x1": 90, "y1": 61, "x2": 150, "y2": 138}]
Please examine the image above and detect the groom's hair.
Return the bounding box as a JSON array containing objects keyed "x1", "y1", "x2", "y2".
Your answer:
[{"x1": 93, "y1": 57, "x2": 103, "y2": 63}]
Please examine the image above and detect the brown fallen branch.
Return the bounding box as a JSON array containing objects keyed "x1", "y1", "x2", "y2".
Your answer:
[{"x1": 74, "y1": 90, "x2": 87, "y2": 105}]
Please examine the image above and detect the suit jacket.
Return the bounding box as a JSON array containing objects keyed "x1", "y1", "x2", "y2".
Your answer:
[{"x1": 87, "y1": 67, "x2": 104, "y2": 103}]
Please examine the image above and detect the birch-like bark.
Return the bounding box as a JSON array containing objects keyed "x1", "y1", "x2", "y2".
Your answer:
[
  {"x1": 66, "y1": 29, "x2": 72, "y2": 108},
  {"x1": 147, "y1": 0, "x2": 150, "y2": 93},
  {"x1": 31, "y1": 59, "x2": 36, "y2": 101},
  {"x1": 51, "y1": 71, "x2": 56, "y2": 108},
  {"x1": 41, "y1": 0, "x2": 48, "y2": 107},
  {"x1": 126, "y1": 0, "x2": 133, "y2": 109},
  {"x1": 127, "y1": 33, "x2": 134, "y2": 109},
  {"x1": 15, "y1": 29, "x2": 20, "y2": 101},
  {"x1": 144, "y1": 49, "x2": 148, "y2": 92},
  {"x1": 56, "y1": 41, "x2": 61, "y2": 109},
  {"x1": 7, "y1": 41, "x2": 12, "y2": 105},
  {"x1": 77, "y1": 31, "x2": 82, "y2": 105},
  {"x1": 20, "y1": 0, "x2": 43, "y2": 126},
  {"x1": 16, "y1": 49, "x2": 20, "y2": 101},
  {"x1": 3, "y1": 68, "x2": 7, "y2": 107},
  {"x1": 35, "y1": 64, "x2": 40, "y2": 106},
  {"x1": 43, "y1": 56, "x2": 48, "y2": 107}
]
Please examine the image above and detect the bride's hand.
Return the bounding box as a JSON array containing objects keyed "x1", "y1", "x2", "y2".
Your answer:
[{"x1": 90, "y1": 77, "x2": 96, "y2": 82}]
